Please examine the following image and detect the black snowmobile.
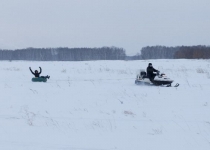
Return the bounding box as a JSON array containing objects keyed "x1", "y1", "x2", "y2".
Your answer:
[{"x1": 135, "y1": 70, "x2": 179, "y2": 87}]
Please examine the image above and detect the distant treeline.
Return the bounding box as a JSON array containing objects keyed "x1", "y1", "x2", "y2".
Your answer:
[
  {"x1": 0, "y1": 45, "x2": 210, "y2": 61},
  {"x1": 141, "y1": 45, "x2": 210, "y2": 59},
  {"x1": 174, "y1": 46, "x2": 210, "y2": 59},
  {"x1": 0, "y1": 47, "x2": 126, "y2": 61}
]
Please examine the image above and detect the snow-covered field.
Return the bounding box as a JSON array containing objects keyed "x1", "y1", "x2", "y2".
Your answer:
[{"x1": 1, "y1": 59, "x2": 210, "y2": 150}]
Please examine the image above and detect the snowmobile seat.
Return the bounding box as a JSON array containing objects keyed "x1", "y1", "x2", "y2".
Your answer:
[
  {"x1": 142, "y1": 75, "x2": 148, "y2": 79},
  {"x1": 140, "y1": 71, "x2": 148, "y2": 78},
  {"x1": 140, "y1": 71, "x2": 146, "y2": 76}
]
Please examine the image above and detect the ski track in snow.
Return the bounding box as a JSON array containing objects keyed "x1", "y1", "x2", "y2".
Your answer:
[{"x1": 0, "y1": 59, "x2": 210, "y2": 150}]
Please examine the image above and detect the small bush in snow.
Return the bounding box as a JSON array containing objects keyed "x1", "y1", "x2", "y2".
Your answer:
[
  {"x1": 105, "y1": 68, "x2": 110, "y2": 71},
  {"x1": 196, "y1": 68, "x2": 205, "y2": 73},
  {"x1": 61, "y1": 69, "x2": 66, "y2": 73},
  {"x1": 152, "y1": 128, "x2": 162, "y2": 135},
  {"x1": 4, "y1": 67, "x2": 20, "y2": 71},
  {"x1": 124, "y1": 110, "x2": 135, "y2": 116},
  {"x1": 196, "y1": 68, "x2": 210, "y2": 78}
]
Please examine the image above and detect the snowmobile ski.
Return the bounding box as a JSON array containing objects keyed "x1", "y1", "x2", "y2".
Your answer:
[
  {"x1": 163, "y1": 83, "x2": 179, "y2": 87},
  {"x1": 174, "y1": 83, "x2": 179, "y2": 87}
]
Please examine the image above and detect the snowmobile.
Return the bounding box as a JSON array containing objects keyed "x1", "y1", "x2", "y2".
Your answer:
[{"x1": 135, "y1": 70, "x2": 179, "y2": 87}]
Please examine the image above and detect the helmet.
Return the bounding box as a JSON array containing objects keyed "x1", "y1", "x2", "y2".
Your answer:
[{"x1": 148, "y1": 63, "x2": 152, "y2": 67}]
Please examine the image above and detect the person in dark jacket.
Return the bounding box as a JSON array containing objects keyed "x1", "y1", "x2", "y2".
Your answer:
[
  {"x1": 29, "y1": 67, "x2": 50, "y2": 79},
  {"x1": 146, "y1": 63, "x2": 159, "y2": 81}
]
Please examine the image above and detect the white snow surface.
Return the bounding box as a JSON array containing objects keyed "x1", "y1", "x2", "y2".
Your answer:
[{"x1": 1, "y1": 59, "x2": 210, "y2": 150}]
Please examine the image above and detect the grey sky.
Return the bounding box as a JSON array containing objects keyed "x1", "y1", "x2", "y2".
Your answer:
[{"x1": 0, "y1": 0, "x2": 210, "y2": 55}]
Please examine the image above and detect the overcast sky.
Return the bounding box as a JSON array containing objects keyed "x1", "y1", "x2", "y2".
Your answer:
[{"x1": 0, "y1": 0, "x2": 210, "y2": 55}]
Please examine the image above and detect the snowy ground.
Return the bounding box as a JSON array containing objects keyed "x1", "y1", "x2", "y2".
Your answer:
[{"x1": 0, "y1": 59, "x2": 210, "y2": 150}]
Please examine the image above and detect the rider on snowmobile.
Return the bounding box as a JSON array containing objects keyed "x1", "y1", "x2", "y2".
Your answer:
[{"x1": 146, "y1": 63, "x2": 159, "y2": 81}]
